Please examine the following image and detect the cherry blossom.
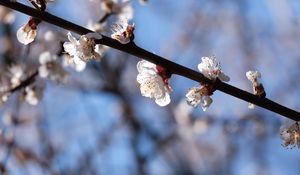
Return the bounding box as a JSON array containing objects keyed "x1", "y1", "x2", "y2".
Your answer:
[
  {"x1": 137, "y1": 60, "x2": 172, "y2": 106},
  {"x1": 186, "y1": 87, "x2": 213, "y2": 111},
  {"x1": 38, "y1": 52, "x2": 68, "y2": 82},
  {"x1": 9, "y1": 65, "x2": 24, "y2": 88},
  {"x1": 280, "y1": 121, "x2": 300, "y2": 149},
  {"x1": 186, "y1": 56, "x2": 229, "y2": 111},
  {"x1": 198, "y1": 56, "x2": 230, "y2": 82},
  {"x1": 111, "y1": 20, "x2": 134, "y2": 44},
  {"x1": 16, "y1": 18, "x2": 41, "y2": 45},
  {"x1": 246, "y1": 70, "x2": 266, "y2": 109},
  {"x1": 63, "y1": 32, "x2": 102, "y2": 71}
]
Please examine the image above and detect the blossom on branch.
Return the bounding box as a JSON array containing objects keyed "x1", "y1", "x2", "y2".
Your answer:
[
  {"x1": 111, "y1": 20, "x2": 134, "y2": 44},
  {"x1": 246, "y1": 70, "x2": 266, "y2": 109},
  {"x1": 280, "y1": 122, "x2": 300, "y2": 149},
  {"x1": 198, "y1": 56, "x2": 230, "y2": 82},
  {"x1": 16, "y1": 17, "x2": 41, "y2": 45},
  {"x1": 186, "y1": 86, "x2": 213, "y2": 111},
  {"x1": 38, "y1": 52, "x2": 68, "y2": 82},
  {"x1": 186, "y1": 56, "x2": 229, "y2": 111},
  {"x1": 9, "y1": 64, "x2": 24, "y2": 88},
  {"x1": 137, "y1": 60, "x2": 172, "y2": 106},
  {"x1": 63, "y1": 32, "x2": 102, "y2": 71}
]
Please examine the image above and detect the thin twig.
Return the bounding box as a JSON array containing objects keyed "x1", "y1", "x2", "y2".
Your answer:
[
  {"x1": 7, "y1": 70, "x2": 38, "y2": 93},
  {"x1": 0, "y1": 0, "x2": 299, "y2": 120}
]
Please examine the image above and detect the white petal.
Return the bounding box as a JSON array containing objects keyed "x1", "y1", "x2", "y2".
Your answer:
[
  {"x1": 63, "y1": 42, "x2": 76, "y2": 56},
  {"x1": 155, "y1": 93, "x2": 170, "y2": 106},
  {"x1": 16, "y1": 24, "x2": 37, "y2": 45},
  {"x1": 38, "y1": 66, "x2": 49, "y2": 78},
  {"x1": 201, "y1": 96, "x2": 213, "y2": 111},
  {"x1": 39, "y1": 52, "x2": 52, "y2": 64},
  {"x1": 67, "y1": 32, "x2": 78, "y2": 44}
]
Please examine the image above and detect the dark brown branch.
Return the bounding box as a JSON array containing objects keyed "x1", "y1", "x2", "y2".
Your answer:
[
  {"x1": 98, "y1": 12, "x2": 113, "y2": 23},
  {"x1": 7, "y1": 70, "x2": 38, "y2": 93},
  {"x1": 0, "y1": 0, "x2": 299, "y2": 120}
]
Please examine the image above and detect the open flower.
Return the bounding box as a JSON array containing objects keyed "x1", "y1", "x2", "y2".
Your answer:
[
  {"x1": 186, "y1": 56, "x2": 229, "y2": 111},
  {"x1": 17, "y1": 18, "x2": 41, "y2": 45},
  {"x1": 38, "y1": 52, "x2": 68, "y2": 82},
  {"x1": 246, "y1": 70, "x2": 266, "y2": 109},
  {"x1": 111, "y1": 20, "x2": 134, "y2": 44},
  {"x1": 198, "y1": 56, "x2": 230, "y2": 82},
  {"x1": 186, "y1": 87, "x2": 213, "y2": 111},
  {"x1": 63, "y1": 32, "x2": 102, "y2": 71},
  {"x1": 280, "y1": 122, "x2": 300, "y2": 149},
  {"x1": 137, "y1": 60, "x2": 172, "y2": 106}
]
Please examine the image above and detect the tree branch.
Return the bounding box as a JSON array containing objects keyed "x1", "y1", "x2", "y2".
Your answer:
[{"x1": 0, "y1": 0, "x2": 299, "y2": 120}]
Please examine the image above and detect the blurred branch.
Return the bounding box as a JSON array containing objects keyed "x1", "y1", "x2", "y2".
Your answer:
[
  {"x1": 6, "y1": 70, "x2": 38, "y2": 93},
  {"x1": 0, "y1": 0, "x2": 299, "y2": 120}
]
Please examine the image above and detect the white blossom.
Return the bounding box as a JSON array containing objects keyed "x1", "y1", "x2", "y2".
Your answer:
[
  {"x1": 16, "y1": 23, "x2": 37, "y2": 45},
  {"x1": 186, "y1": 87, "x2": 213, "y2": 111},
  {"x1": 24, "y1": 86, "x2": 43, "y2": 106},
  {"x1": 111, "y1": 20, "x2": 134, "y2": 44},
  {"x1": 280, "y1": 122, "x2": 300, "y2": 149},
  {"x1": 246, "y1": 70, "x2": 266, "y2": 109},
  {"x1": 38, "y1": 52, "x2": 68, "y2": 82},
  {"x1": 62, "y1": 54, "x2": 86, "y2": 72},
  {"x1": 44, "y1": 30, "x2": 56, "y2": 41},
  {"x1": 198, "y1": 56, "x2": 230, "y2": 82},
  {"x1": 246, "y1": 70, "x2": 261, "y2": 86},
  {"x1": 9, "y1": 65, "x2": 24, "y2": 88},
  {"x1": 137, "y1": 60, "x2": 172, "y2": 107},
  {"x1": 185, "y1": 56, "x2": 229, "y2": 111},
  {"x1": 63, "y1": 32, "x2": 102, "y2": 71}
]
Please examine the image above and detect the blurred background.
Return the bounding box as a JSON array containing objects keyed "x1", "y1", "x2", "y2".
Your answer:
[{"x1": 0, "y1": 0, "x2": 300, "y2": 174}]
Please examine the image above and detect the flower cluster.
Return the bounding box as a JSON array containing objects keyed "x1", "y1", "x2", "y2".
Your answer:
[
  {"x1": 111, "y1": 20, "x2": 134, "y2": 44},
  {"x1": 280, "y1": 122, "x2": 300, "y2": 149},
  {"x1": 136, "y1": 60, "x2": 172, "y2": 106},
  {"x1": 186, "y1": 56, "x2": 229, "y2": 111},
  {"x1": 38, "y1": 52, "x2": 68, "y2": 82},
  {"x1": 63, "y1": 32, "x2": 102, "y2": 71},
  {"x1": 246, "y1": 70, "x2": 266, "y2": 109}
]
